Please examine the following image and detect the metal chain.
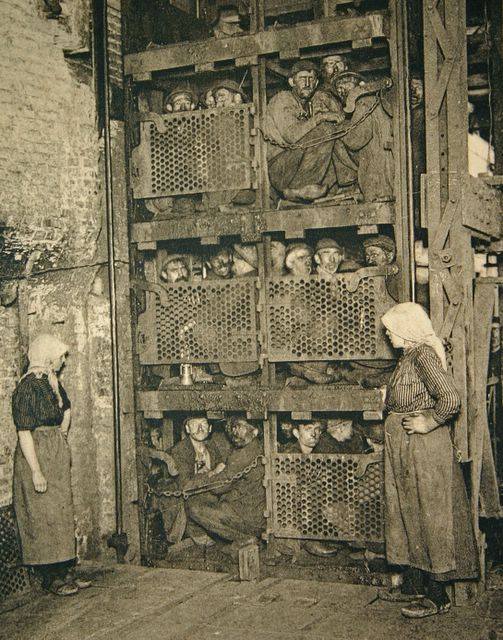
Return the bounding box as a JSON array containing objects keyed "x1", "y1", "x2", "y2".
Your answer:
[
  {"x1": 148, "y1": 454, "x2": 264, "y2": 501},
  {"x1": 258, "y1": 94, "x2": 381, "y2": 151}
]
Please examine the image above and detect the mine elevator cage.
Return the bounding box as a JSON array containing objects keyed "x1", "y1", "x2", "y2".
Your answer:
[{"x1": 120, "y1": 0, "x2": 502, "y2": 579}]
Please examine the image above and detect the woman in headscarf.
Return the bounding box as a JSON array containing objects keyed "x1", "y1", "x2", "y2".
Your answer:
[
  {"x1": 379, "y1": 303, "x2": 477, "y2": 618},
  {"x1": 12, "y1": 334, "x2": 91, "y2": 596}
]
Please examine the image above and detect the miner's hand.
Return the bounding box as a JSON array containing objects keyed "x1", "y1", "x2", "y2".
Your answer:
[{"x1": 317, "y1": 111, "x2": 346, "y2": 124}]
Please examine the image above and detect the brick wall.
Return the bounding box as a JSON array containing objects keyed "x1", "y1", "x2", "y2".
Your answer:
[{"x1": 0, "y1": 0, "x2": 139, "y2": 561}]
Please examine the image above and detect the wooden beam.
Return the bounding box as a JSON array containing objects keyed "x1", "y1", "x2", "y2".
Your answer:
[{"x1": 124, "y1": 12, "x2": 388, "y2": 77}]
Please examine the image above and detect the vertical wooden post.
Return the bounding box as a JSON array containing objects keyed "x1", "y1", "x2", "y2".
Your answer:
[
  {"x1": 388, "y1": 0, "x2": 414, "y2": 302},
  {"x1": 422, "y1": 0, "x2": 499, "y2": 598}
]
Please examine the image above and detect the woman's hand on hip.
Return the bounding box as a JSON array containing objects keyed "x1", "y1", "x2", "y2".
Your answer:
[
  {"x1": 401, "y1": 413, "x2": 438, "y2": 435},
  {"x1": 32, "y1": 470, "x2": 47, "y2": 493}
]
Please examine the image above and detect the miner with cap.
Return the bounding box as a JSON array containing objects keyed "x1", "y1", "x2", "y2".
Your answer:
[
  {"x1": 205, "y1": 247, "x2": 233, "y2": 280},
  {"x1": 232, "y1": 244, "x2": 258, "y2": 278},
  {"x1": 314, "y1": 238, "x2": 361, "y2": 277},
  {"x1": 212, "y1": 4, "x2": 245, "y2": 39},
  {"x1": 363, "y1": 234, "x2": 399, "y2": 301},
  {"x1": 285, "y1": 242, "x2": 313, "y2": 277},
  {"x1": 160, "y1": 254, "x2": 190, "y2": 284},
  {"x1": 156, "y1": 414, "x2": 231, "y2": 547},
  {"x1": 202, "y1": 79, "x2": 255, "y2": 211},
  {"x1": 265, "y1": 60, "x2": 358, "y2": 204},
  {"x1": 321, "y1": 54, "x2": 349, "y2": 93},
  {"x1": 334, "y1": 71, "x2": 394, "y2": 202},
  {"x1": 283, "y1": 243, "x2": 340, "y2": 386},
  {"x1": 186, "y1": 416, "x2": 265, "y2": 554},
  {"x1": 163, "y1": 84, "x2": 198, "y2": 113}
]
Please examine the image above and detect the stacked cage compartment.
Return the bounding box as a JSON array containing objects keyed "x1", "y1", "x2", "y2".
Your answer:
[{"x1": 125, "y1": 0, "x2": 413, "y2": 565}]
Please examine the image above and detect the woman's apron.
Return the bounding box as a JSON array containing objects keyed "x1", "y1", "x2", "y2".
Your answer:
[
  {"x1": 13, "y1": 427, "x2": 76, "y2": 565},
  {"x1": 384, "y1": 412, "x2": 477, "y2": 579}
]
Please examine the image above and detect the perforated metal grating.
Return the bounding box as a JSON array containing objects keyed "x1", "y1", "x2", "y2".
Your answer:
[
  {"x1": 266, "y1": 274, "x2": 395, "y2": 361},
  {"x1": 0, "y1": 506, "x2": 30, "y2": 601},
  {"x1": 272, "y1": 454, "x2": 384, "y2": 541},
  {"x1": 137, "y1": 279, "x2": 259, "y2": 365},
  {"x1": 132, "y1": 105, "x2": 253, "y2": 199}
]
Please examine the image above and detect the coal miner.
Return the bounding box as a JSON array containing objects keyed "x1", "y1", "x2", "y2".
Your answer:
[
  {"x1": 205, "y1": 247, "x2": 233, "y2": 280},
  {"x1": 187, "y1": 417, "x2": 265, "y2": 553},
  {"x1": 160, "y1": 254, "x2": 189, "y2": 284},
  {"x1": 202, "y1": 79, "x2": 255, "y2": 210},
  {"x1": 363, "y1": 234, "x2": 399, "y2": 301},
  {"x1": 321, "y1": 54, "x2": 349, "y2": 93},
  {"x1": 285, "y1": 242, "x2": 313, "y2": 276},
  {"x1": 334, "y1": 71, "x2": 394, "y2": 202},
  {"x1": 314, "y1": 238, "x2": 361, "y2": 277},
  {"x1": 265, "y1": 60, "x2": 358, "y2": 203},
  {"x1": 284, "y1": 243, "x2": 339, "y2": 386},
  {"x1": 163, "y1": 84, "x2": 197, "y2": 113},
  {"x1": 282, "y1": 419, "x2": 324, "y2": 454},
  {"x1": 270, "y1": 240, "x2": 287, "y2": 275},
  {"x1": 232, "y1": 243, "x2": 258, "y2": 277},
  {"x1": 211, "y1": 4, "x2": 245, "y2": 39},
  {"x1": 156, "y1": 415, "x2": 230, "y2": 546}
]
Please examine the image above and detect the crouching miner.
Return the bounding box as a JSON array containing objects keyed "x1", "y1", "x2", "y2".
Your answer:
[{"x1": 187, "y1": 417, "x2": 265, "y2": 556}]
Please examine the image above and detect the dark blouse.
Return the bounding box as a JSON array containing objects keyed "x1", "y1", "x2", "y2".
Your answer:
[
  {"x1": 385, "y1": 343, "x2": 460, "y2": 424},
  {"x1": 12, "y1": 373, "x2": 71, "y2": 431}
]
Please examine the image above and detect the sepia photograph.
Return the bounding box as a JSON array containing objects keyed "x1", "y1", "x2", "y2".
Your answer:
[{"x1": 0, "y1": 0, "x2": 502, "y2": 638}]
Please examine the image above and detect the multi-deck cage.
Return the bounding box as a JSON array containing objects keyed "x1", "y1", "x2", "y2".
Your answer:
[{"x1": 123, "y1": 0, "x2": 502, "y2": 569}]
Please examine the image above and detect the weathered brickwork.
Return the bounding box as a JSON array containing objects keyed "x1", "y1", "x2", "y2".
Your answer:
[
  {"x1": 0, "y1": 0, "x2": 139, "y2": 562},
  {"x1": 0, "y1": 0, "x2": 101, "y2": 272}
]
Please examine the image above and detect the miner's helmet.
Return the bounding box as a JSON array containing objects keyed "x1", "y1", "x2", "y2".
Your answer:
[
  {"x1": 233, "y1": 243, "x2": 258, "y2": 268},
  {"x1": 209, "y1": 78, "x2": 249, "y2": 103},
  {"x1": 362, "y1": 235, "x2": 396, "y2": 254},
  {"x1": 289, "y1": 59, "x2": 319, "y2": 78},
  {"x1": 214, "y1": 5, "x2": 241, "y2": 23},
  {"x1": 315, "y1": 238, "x2": 343, "y2": 254},
  {"x1": 333, "y1": 71, "x2": 366, "y2": 88},
  {"x1": 164, "y1": 84, "x2": 197, "y2": 106}
]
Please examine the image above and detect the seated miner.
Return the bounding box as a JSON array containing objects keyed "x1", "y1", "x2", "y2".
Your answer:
[
  {"x1": 202, "y1": 79, "x2": 255, "y2": 210},
  {"x1": 156, "y1": 415, "x2": 230, "y2": 546},
  {"x1": 205, "y1": 247, "x2": 233, "y2": 280},
  {"x1": 363, "y1": 234, "x2": 399, "y2": 301},
  {"x1": 285, "y1": 242, "x2": 313, "y2": 276},
  {"x1": 160, "y1": 254, "x2": 190, "y2": 284},
  {"x1": 265, "y1": 60, "x2": 358, "y2": 204},
  {"x1": 211, "y1": 4, "x2": 245, "y2": 39},
  {"x1": 281, "y1": 420, "x2": 345, "y2": 557},
  {"x1": 186, "y1": 417, "x2": 265, "y2": 553},
  {"x1": 232, "y1": 244, "x2": 258, "y2": 277},
  {"x1": 200, "y1": 87, "x2": 216, "y2": 109},
  {"x1": 281, "y1": 419, "x2": 324, "y2": 454},
  {"x1": 314, "y1": 238, "x2": 361, "y2": 277},
  {"x1": 321, "y1": 54, "x2": 349, "y2": 94},
  {"x1": 163, "y1": 84, "x2": 197, "y2": 113},
  {"x1": 213, "y1": 78, "x2": 248, "y2": 108},
  {"x1": 334, "y1": 72, "x2": 394, "y2": 202},
  {"x1": 318, "y1": 417, "x2": 373, "y2": 454},
  {"x1": 284, "y1": 243, "x2": 340, "y2": 386},
  {"x1": 270, "y1": 240, "x2": 286, "y2": 275}
]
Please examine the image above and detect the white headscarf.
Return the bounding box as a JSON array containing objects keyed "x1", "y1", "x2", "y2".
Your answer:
[
  {"x1": 23, "y1": 334, "x2": 69, "y2": 408},
  {"x1": 381, "y1": 302, "x2": 447, "y2": 370}
]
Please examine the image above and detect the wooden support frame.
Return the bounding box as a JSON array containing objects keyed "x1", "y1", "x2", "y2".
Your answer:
[
  {"x1": 422, "y1": 0, "x2": 502, "y2": 596},
  {"x1": 124, "y1": 13, "x2": 388, "y2": 79}
]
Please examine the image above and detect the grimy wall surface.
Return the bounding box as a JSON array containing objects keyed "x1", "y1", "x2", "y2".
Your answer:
[{"x1": 0, "y1": 0, "x2": 139, "y2": 561}]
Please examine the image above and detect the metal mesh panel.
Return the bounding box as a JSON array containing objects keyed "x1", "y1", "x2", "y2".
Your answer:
[
  {"x1": 272, "y1": 454, "x2": 384, "y2": 542},
  {"x1": 0, "y1": 506, "x2": 30, "y2": 601},
  {"x1": 132, "y1": 105, "x2": 253, "y2": 199},
  {"x1": 138, "y1": 279, "x2": 259, "y2": 364},
  {"x1": 266, "y1": 274, "x2": 395, "y2": 361}
]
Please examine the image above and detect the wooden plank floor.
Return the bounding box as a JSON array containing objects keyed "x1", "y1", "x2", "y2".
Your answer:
[{"x1": 1, "y1": 563, "x2": 502, "y2": 640}]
